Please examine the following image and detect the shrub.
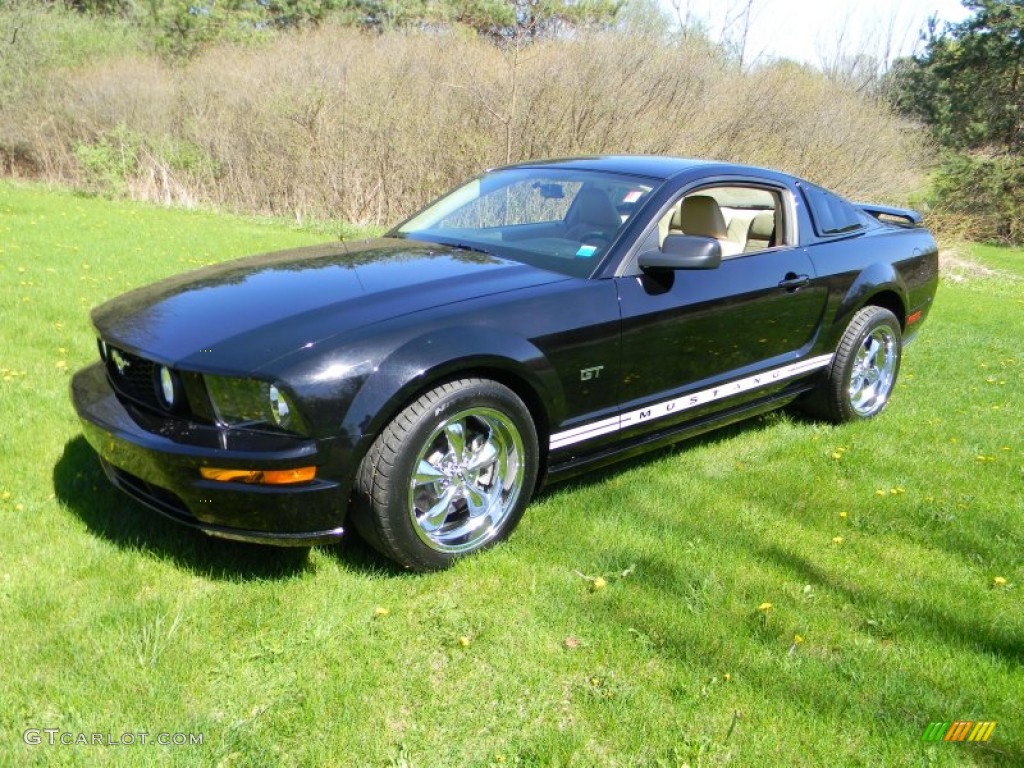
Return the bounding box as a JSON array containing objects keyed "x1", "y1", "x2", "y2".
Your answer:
[
  {"x1": 0, "y1": 3, "x2": 141, "y2": 176},
  {"x1": 927, "y1": 151, "x2": 1024, "y2": 244},
  {"x1": 3, "y1": 19, "x2": 928, "y2": 225},
  {"x1": 73, "y1": 125, "x2": 140, "y2": 196}
]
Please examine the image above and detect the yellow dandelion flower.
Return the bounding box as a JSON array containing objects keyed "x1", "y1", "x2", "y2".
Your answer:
[
  {"x1": 793, "y1": 634, "x2": 804, "y2": 644},
  {"x1": 591, "y1": 576, "x2": 607, "y2": 591},
  {"x1": 875, "y1": 489, "x2": 887, "y2": 497},
  {"x1": 458, "y1": 636, "x2": 471, "y2": 647},
  {"x1": 373, "y1": 606, "x2": 389, "y2": 617},
  {"x1": 832, "y1": 536, "x2": 844, "y2": 545},
  {"x1": 993, "y1": 576, "x2": 1008, "y2": 587},
  {"x1": 839, "y1": 511, "x2": 848, "y2": 520},
  {"x1": 757, "y1": 602, "x2": 773, "y2": 613},
  {"x1": 723, "y1": 673, "x2": 732, "y2": 682}
]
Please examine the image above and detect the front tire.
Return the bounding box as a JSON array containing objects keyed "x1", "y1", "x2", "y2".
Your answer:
[
  {"x1": 807, "y1": 306, "x2": 902, "y2": 423},
  {"x1": 351, "y1": 378, "x2": 539, "y2": 571}
]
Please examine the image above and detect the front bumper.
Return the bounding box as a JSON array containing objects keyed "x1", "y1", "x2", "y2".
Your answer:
[{"x1": 71, "y1": 362, "x2": 346, "y2": 546}]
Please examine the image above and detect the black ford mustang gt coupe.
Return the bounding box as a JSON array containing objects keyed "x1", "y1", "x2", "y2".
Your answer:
[{"x1": 72, "y1": 156, "x2": 939, "y2": 570}]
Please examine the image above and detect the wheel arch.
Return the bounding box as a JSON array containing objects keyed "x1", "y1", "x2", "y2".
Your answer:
[
  {"x1": 340, "y1": 330, "x2": 562, "y2": 485},
  {"x1": 862, "y1": 290, "x2": 906, "y2": 330},
  {"x1": 830, "y1": 262, "x2": 909, "y2": 346}
]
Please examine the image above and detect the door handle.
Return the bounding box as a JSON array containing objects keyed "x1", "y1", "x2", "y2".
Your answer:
[{"x1": 778, "y1": 273, "x2": 810, "y2": 291}]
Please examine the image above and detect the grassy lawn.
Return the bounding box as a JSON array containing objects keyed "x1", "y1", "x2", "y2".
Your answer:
[{"x1": 0, "y1": 182, "x2": 1021, "y2": 767}]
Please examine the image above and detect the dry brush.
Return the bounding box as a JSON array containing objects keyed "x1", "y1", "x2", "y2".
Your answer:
[{"x1": 2, "y1": 27, "x2": 928, "y2": 225}]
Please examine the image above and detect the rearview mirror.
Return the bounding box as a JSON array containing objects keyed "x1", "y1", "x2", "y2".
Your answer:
[
  {"x1": 532, "y1": 182, "x2": 565, "y2": 199},
  {"x1": 638, "y1": 234, "x2": 722, "y2": 271}
]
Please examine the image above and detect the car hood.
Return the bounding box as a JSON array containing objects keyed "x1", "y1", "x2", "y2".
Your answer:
[{"x1": 92, "y1": 238, "x2": 568, "y2": 374}]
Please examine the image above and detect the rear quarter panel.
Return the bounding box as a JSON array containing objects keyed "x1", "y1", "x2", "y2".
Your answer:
[{"x1": 806, "y1": 226, "x2": 939, "y2": 351}]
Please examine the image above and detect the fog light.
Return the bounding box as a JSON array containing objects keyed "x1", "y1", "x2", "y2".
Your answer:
[
  {"x1": 200, "y1": 466, "x2": 317, "y2": 485},
  {"x1": 157, "y1": 366, "x2": 176, "y2": 408}
]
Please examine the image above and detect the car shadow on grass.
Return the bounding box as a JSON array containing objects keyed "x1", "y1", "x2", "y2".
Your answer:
[
  {"x1": 321, "y1": 530, "x2": 409, "y2": 576},
  {"x1": 758, "y1": 542, "x2": 1024, "y2": 665},
  {"x1": 54, "y1": 436, "x2": 315, "y2": 580},
  {"x1": 754, "y1": 544, "x2": 1023, "y2": 767}
]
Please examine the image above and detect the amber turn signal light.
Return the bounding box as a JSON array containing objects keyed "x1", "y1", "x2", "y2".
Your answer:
[{"x1": 200, "y1": 466, "x2": 316, "y2": 485}]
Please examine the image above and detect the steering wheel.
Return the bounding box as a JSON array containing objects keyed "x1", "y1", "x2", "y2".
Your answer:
[{"x1": 578, "y1": 231, "x2": 610, "y2": 248}]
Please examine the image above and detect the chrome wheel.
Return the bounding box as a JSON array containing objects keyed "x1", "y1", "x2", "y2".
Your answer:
[
  {"x1": 848, "y1": 324, "x2": 899, "y2": 416},
  {"x1": 409, "y1": 407, "x2": 526, "y2": 553}
]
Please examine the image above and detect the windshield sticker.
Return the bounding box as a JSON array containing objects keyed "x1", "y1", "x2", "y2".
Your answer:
[{"x1": 576, "y1": 245, "x2": 598, "y2": 258}]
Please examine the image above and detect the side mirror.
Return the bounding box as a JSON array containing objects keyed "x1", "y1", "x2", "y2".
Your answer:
[{"x1": 639, "y1": 235, "x2": 722, "y2": 271}]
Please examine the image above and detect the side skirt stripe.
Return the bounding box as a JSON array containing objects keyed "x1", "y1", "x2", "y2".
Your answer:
[{"x1": 549, "y1": 354, "x2": 833, "y2": 451}]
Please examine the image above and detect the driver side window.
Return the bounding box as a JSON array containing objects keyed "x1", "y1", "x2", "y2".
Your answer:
[{"x1": 657, "y1": 185, "x2": 785, "y2": 258}]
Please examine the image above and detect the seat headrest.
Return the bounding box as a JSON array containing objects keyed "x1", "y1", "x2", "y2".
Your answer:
[
  {"x1": 571, "y1": 188, "x2": 621, "y2": 229},
  {"x1": 748, "y1": 212, "x2": 775, "y2": 239},
  {"x1": 678, "y1": 195, "x2": 728, "y2": 239}
]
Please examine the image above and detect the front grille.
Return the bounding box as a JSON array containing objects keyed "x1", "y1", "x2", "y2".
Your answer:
[
  {"x1": 105, "y1": 346, "x2": 160, "y2": 410},
  {"x1": 98, "y1": 340, "x2": 217, "y2": 424}
]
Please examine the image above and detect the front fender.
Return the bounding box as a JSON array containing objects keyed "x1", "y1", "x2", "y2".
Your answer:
[{"x1": 339, "y1": 326, "x2": 563, "y2": 458}]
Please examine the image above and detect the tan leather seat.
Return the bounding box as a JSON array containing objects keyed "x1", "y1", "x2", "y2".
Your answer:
[
  {"x1": 744, "y1": 212, "x2": 776, "y2": 252},
  {"x1": 672, "y1": 195, "x2": 743, "y2": 257}
]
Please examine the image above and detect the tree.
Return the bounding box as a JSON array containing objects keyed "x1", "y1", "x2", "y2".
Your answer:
[
  {"x1": 338, "y1": 0, "x2": 623, "y2": 40},
  {"x1": 615, "y1": 0, "x2": 673, "y2": 39},
  {"x1": 890, "y1": 0, "x2": 1024, "y2": 152},
  {"x1": 888, "y1": 1, "x2": 1024, "y2": 243}
]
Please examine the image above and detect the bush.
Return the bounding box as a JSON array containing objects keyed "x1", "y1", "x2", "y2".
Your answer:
[
  {"x1": 73, "y1": 125, "x2": 140, "y2": 196},
  {"x1": 3, "y1": 17, "x2": 927, "y2": 225},
  {"x1": 0, "y1": 3, "x2": 141, "y2": 176},
  {"x1": 927, "y1": 151, "x2": 1024, "y2": 244}
]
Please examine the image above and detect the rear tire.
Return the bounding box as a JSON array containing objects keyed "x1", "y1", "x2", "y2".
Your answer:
[
  {"x1": 350, "y1": 378, "x2": 539, "y2": 571},
  {"x1": 805, "y1": 306, "x2": 902, "y2": 423}
]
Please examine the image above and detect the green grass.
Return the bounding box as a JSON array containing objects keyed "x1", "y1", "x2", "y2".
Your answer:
[{"x1": 1, "y1": 181, "x2": 1021, "y2": 766}]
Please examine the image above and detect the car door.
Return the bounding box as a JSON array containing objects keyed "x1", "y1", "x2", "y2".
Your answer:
[{"x1": 614, "y1": 182, "x2": 829, "y2": 441}]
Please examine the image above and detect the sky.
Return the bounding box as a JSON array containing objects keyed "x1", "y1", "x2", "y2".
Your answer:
[{"x1": 661, "y1": 0, "x2": 973, "y2": 66}]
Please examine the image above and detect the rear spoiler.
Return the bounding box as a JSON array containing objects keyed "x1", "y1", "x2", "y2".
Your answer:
[{"x1": 857, "y1": 203, "x2": 923, "y2": 226}]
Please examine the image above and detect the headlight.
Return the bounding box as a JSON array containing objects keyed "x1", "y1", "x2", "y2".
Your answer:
[
  {"x1": 203, "y1": 375, "x2": 304, "y2": 433},
  {"x1": 268, "y1": 385, "x2": 290, "y2": 427}
]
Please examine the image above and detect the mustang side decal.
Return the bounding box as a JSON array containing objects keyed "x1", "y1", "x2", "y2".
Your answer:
[{"x1": 550, "y1": 354, "x2": 834, "y2": 450}]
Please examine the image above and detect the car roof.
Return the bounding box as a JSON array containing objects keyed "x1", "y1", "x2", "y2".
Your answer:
[{"x1": 496, "y1": 155, "x2": 790, "y2": 182}]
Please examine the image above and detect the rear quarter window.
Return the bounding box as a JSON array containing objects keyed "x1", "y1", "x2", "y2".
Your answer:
[{"x1": 801, "y1": 183, "x2": 870, "y2": 237}]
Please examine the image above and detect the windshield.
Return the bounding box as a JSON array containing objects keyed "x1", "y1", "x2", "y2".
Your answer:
[{"x1": 395, "y1": 168, "x2": 658, "y2": 278}]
